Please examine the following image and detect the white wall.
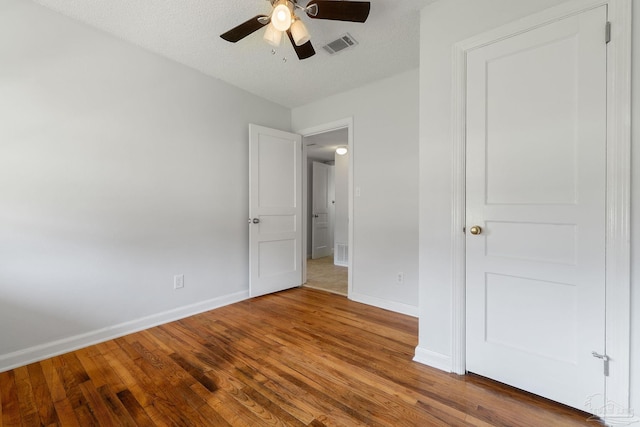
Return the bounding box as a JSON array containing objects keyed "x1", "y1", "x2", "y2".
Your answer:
[
  {"x1": 334, "y1": 151, "x2": 349, "y2": 266},
  {"x1": 418, "y1": 0, "x2": 639, "y2": 414},
  {"x1": 0, "y1": 0, "x2": 290, "y2": 371},
  {"x1": 292, "y1": 70, "x2": 420, "y2": 316}
]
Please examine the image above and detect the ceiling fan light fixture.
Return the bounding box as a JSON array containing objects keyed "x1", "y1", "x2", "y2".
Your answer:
[
  {"x1": 290, "y1": 18, "x2": 310, "y2": 46},
  {"x1": 263, "y1": 22, "x2": 283, "y2": 46},
  {"x1": 220, "y1": 0, "x2": 371, "y2": 61},
  {"x1": 271, "y1": 0, "x2": 293, "y2": 32}
]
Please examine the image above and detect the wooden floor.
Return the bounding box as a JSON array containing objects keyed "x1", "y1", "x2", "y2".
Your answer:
[{"x1": 0, "y1": 288, "x2": 596, "y2": 426}]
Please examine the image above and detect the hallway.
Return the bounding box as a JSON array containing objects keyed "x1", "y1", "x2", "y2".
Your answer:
[{"x1": 304, "y1": 256, "x2": 347, "y2": 296}]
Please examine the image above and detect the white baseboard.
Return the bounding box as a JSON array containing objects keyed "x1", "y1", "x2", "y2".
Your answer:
[
  {"x1": 349, "y1": 292, "x2": 418, "y2": 317},
  {"x1": 413, "y1": 346, "x2": 453, "y2": 372},
  {"x1": 602, "y1": 413, "x2": 640, "y2": 426},
  {"x1": 0, "y1": 290, "x2": 249, "y2": 373}
]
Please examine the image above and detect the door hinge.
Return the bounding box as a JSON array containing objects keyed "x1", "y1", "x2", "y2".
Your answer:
[
  {"x1": 605, "y1": 21, "x2": 611, "y2": 44},
  {"x1": 592, "y1": 351, "x2": 610, "y2": 376}
]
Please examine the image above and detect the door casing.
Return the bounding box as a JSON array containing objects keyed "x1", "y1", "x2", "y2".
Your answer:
[
  {"x1": 298, "y1": 118, "x2": 354, "y2": 295},
  {"x1": 450, "y1": 0, "x2": 631, "y2": 419}
]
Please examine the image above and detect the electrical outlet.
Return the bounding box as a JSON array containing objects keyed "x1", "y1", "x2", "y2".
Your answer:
[
  {"x1": 397, "y1": 272, "x2": 404, "y2": 285},
  {"x1": 174, "y1": 274, "x2": 184, "y2": 289}
]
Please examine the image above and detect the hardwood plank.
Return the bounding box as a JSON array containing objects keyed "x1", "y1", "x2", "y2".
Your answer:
[
  {"x1": 118, "y1": 336, "x2": 227, "y2": 426},
  {"x1": 155, "y1": 322, "x2": 316, "y2": 426},
  {"x1": 73, "y1": 403, "x2": 98, "y2": 427},
  {"x1": 241, "y1": 385, "x2": 307, "y2": 427},
  {"x1": 194, "y1": 312, "x2": 404, "y2": 424},
  {"x1": 206, "y1": 303, "x2": 444, "y2": 424},
  {"x1": 39, "y1": 359, "x2": 66, "y2": 404},
  {"x1": 52, "y1": 398, "x2": 81, "y2": 427},
  {"x1": 96, "y1": 385, "x2": 139, "y2": 427},
  {"x1": 150, "y1": 325, "x2": 297, "y2": 426},
  {"x1": 78, "y1": 381, "x2": 121, "y2": 425},
  {"x1": 26, "y1": 363, "x2": 60, "y2": 426},
  {"x1": 161, "y1": 320, "x2": 321, "y2": 424},
  {"x1": 51, "y1": 355, "x2": 88, "y2": 410},
  {"x1": 148, "y1": 330, "x2": 283, "y2": 427},
  {"x1": 14, "y1": 366, "x2": 42, "y2": 427},
  {"x1": 168, "y1": 353, "x2": 218, "y2": 392},
  {"x1": 0, "y1": 288, "x2": 596, "y2": 426},
  {"x1": 0, "y1": 371, "x2": 21, "y2": 427},
  {"x1": 75, "y1": 348, "x2": 124, "y2": 393},
  {"x1": 115, "y1": 389, "x2": 156, "y2": 427},
  {"x1": 103, "y1": 344, "x2": 190, "y2": 425}
]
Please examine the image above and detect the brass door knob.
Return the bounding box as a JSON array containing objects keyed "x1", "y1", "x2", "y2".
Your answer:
[{"x1": 469, "y1": 226, "x2": 482, "y2": 235}]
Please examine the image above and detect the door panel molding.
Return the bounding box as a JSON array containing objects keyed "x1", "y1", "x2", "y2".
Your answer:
[{"x1": 450, "y1": 0, "x2": 631, "y2": 419}]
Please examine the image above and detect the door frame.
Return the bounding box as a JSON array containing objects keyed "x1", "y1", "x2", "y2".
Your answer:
[
  {"x1": 298, "y1": 118, "x2": 354, "y2": 295},
  {"x1": 450, "y1": 0, "x2": 631, "y2": 417}
]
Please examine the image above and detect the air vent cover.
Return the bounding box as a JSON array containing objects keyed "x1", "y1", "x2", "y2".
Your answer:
[{"x1": 323, "y1": 33, "x2": 358, "y2": 55}]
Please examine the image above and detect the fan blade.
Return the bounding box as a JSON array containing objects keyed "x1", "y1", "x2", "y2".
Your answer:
[
  {"x1": 220, "y1": 15, "x2": 269, "y2": 42},
  {"x1": 305, "y1": 1, "x2": 370, "y2": 22},
  {"x1": 287, "y1": 30, "x2": 316, "y2": 60}
]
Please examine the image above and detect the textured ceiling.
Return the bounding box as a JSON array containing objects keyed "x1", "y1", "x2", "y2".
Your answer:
[{"x1": 31, "y1": 0, "x2": 435, "y2": 108}]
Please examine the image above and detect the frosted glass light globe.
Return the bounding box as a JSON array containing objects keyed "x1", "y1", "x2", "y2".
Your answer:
[
  {"x1": 290, "y1": 19, "x2": 310, "y2": 46},
  {"x1": 263, "y1": 23, "x2": 282, "y2": 46},
  {"x1": 271, "y1": 1, "x2": 292, "y2": 32}
]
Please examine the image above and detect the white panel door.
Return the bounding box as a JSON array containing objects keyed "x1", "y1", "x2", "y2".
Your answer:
[
  {"x1": 311, "y1": 162, "x2": 332, "y2": 259},
  {"x1": 465, "y1": 6, "x2": 607, "y2": 411},
  {"x1": 249, "y1": 124, "x2": 302, "y2": 297}
]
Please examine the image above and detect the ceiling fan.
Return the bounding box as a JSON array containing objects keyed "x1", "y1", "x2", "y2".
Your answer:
[{"x1": 220, "y1": 0, "x2": 371, "y2": 60}]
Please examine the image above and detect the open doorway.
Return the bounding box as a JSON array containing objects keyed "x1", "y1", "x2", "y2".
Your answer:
[{"x1": 303, "y1": 127, "x2": 349, "y2": 296}]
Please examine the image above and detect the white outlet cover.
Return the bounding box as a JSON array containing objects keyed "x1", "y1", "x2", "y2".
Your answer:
[{"x1": 174, "y1": 274, "x2": 185, "y2": 289}]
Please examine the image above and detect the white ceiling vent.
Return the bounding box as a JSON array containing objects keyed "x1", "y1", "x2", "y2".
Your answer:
[{"x1": 322, "y1": 33, "x2": 358, "y2": 55}]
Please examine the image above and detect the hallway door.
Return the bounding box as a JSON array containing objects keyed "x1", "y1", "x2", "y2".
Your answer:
[{"x1": 311, "y1": 161, "x2": 333, "y2": 259}]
